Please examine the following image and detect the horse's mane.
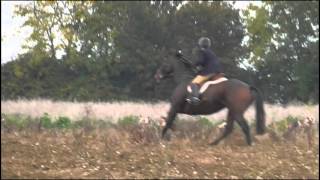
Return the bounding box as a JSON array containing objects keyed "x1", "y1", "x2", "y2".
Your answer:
[{"x1": 169, "y1": 59, "x2": 195, "y2": 84}]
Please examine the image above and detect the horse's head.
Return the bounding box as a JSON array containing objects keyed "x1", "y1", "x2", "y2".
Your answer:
[{"x1": 154, "y1": 63, "x2": 174, "y2": 83}]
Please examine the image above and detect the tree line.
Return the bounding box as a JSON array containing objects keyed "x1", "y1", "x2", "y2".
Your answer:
[{"x1": 1, "y1": 1, "x2": 318, "y2": 104}]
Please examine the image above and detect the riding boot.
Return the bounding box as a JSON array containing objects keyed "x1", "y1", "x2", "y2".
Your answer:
[{"x1": 187, "y1": 83, "x2": 201, "y2": 105}]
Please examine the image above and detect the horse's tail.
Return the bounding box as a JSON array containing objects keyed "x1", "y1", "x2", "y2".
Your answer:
[{"x1": 250, "y1": 86, "x2": 266, "y2": 134}]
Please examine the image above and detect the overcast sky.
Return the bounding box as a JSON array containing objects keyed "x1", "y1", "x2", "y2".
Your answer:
[
  {"x1": 1, "y1": 1, "x2": 32, "y2": 64},
  {"x1": 1, "y1": 1, "x2": 260, "y2": 64}
]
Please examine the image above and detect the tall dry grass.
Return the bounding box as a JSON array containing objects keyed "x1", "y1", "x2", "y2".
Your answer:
[{"x1": 1, "y1": 99, "x2": 319, "y2": 125}]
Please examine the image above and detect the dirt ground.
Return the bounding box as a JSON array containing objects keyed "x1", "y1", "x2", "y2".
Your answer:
[{"x1": 1, "y1": 127, "x2": 319, "y2": 179}]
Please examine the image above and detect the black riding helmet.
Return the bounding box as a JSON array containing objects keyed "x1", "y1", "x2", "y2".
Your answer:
[{"x1": 198, "y1": 37, "x2": 211, "y2": 49}]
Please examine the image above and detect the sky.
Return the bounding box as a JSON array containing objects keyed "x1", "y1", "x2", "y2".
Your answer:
[
  {"x1": 1, "y1": 1, "x2": 261, "y2": 64},
  {"x1": 1, "y1": 1, "x2": 32, "y2": 64}
]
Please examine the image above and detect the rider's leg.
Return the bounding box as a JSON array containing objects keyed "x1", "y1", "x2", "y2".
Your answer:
[{"x1": 187, "y1": 75, "x2": 210, "y2": 104}]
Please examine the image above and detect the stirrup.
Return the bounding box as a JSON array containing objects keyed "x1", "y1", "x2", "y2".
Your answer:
[{"x1": 186, "y1": 97, "x2": 201, "y2": 105}]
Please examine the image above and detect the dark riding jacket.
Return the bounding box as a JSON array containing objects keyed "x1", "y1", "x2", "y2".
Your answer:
[{"x1": 194, "y1": 48, "x2": 222, "y2": 76}]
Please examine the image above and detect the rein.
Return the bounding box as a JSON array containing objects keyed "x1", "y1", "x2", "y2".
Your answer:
[{"x1": 177, "y1": 55, "x2": 198, "y2": 74}]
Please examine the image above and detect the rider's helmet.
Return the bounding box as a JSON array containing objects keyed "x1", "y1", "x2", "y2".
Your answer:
[{"x1": 198, "y1": 37, "x2": 211, "y2": 49}]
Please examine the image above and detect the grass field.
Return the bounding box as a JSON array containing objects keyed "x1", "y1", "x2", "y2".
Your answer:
[
  {"x1": 1, "y1": 99, "x2": 319, "y2": 124},
  {"x1": 1, "y1": 99, "x2": 319, "y2": 179}
]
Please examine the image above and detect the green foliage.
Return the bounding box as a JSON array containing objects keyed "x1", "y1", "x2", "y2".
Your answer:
[
  {"x1": 244, "y1": 4, "x2": 272, "y2": 63},
  {"x1": 243, "y1": 1, "x2": 319, "y2": 104},
  {"x1": 118, "y1": 116, "x2": 140, "y2": 126},
  {"x1": 275, "y1": 120, "x2": 287, "y2": 133},
  {"x1": 6, "y1": 114, "x2": 24, "y2": 129},
  {"x1": 285, "y1": 115, "x2": 300, "y2": 124},
  {"x1": 270, "y1": 115, "x2": 301, "y2": 133},
  {"x1": 55, "y1": 116, "x2": 72, "y2": 129},
  {"x1": 2, "y1": 113, "x2": 114, "y2": 130},
  {"x1": 2, "y1": 1, "x2": 249, "y2": 102},
  {"x1": 198, "y1": 117, "x2": 213, "y2": 128},
  {"x1": 2, "y1": 114, "x2": 31, "y2": 130},
  {"x1": 40, "y1": 113, "x2": 53, "y2": 128}
]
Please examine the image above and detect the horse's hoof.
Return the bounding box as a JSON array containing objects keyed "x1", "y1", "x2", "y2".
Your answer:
[
  {"x1": 162, "y1": 134, "x2": 171, "y2": 141},
  {"x1": 209, "y1": 141, "x2": 219, "y2": 146}
]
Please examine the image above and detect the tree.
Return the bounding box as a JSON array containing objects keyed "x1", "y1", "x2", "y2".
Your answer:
[
  {"x1": 243, "y1": 1, "x2": 319, "y2": 103},
  {"x1": 3, "y1": 1, "x2": 253, "y2": 102},
  {"x1": 14, "y1": 1, "x2": 93, "y2": 61}
]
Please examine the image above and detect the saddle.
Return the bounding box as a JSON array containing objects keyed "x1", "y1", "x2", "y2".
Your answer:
[
  {"x1": 187, "y1": 73, "x2": 228, "y2": 94},
  {"x1": 206, "y1": 73, "x2": 226, "y2": 84}
]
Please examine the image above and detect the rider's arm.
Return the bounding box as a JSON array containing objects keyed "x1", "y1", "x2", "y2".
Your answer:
[{"x1": 194, "y1": 50, "x2": 207, "y2": 67}]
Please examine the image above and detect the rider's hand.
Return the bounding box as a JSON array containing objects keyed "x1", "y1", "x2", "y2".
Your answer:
[
  {"x1": 195, "y1": 65, "x2": 203, "y2": 72},
  {"x1": 176, "y1": 50, "x2": 183, "y2": 58}
]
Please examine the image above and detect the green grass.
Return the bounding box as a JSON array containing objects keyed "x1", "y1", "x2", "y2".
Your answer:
[
  {"x1": 1, "y1": 113, "x2": 307, "y2": 135},
  {"x1": 198, "y1": 116, "x2": 213, "y2": 128},
  {"x1": 269, "y1": 115, "x2": 302, "y2": 133},
  {"x1": 2, "y1": 113, "x2": 140, "y2": 130},
  {"x1": 2, "y1": 113, "x2": 30, "y2": 130},
  {"x1": 117, "y1": 115, "x2": 140, "y2": 126},
  {"x1": 55, "y1": 116, "x2": 72, "y2": 129},
  {"x1": 40, "y1": 113, "x2": 53, "y2": 128}
]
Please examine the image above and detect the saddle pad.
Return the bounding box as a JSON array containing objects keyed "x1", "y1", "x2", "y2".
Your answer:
[{"x1": 187, "y1": 77, "x2": 228, "y2": 94}]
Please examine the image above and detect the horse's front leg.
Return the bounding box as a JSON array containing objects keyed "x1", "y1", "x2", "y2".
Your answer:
[
  {"x1": 162, "y1": 107, "x2": 177, "y2": 139},
  {"x1": 210, "y1": 111, "x2": 234, "y2": 145}
]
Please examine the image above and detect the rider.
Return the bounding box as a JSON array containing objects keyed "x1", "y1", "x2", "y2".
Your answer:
[{"x1": 177, "y1": 37, "x2": 223, "y2": 104}]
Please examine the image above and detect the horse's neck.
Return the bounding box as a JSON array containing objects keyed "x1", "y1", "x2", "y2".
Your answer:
[
  {"x1": 172, "y1": 63, "x2": 194, "y2": 84},
  {"x1": 174, "y1": 73, "x2": 193, "y2": 84}
]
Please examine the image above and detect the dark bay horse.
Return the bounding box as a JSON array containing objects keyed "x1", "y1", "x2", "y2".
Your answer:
[{"x1": 154, "y1": 63, "x2": 266, "y2": 146}]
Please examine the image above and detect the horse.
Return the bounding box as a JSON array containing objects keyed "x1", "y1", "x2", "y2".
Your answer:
[{"x1": 154, "y1": 63, "x2": 266, "y2": 146}]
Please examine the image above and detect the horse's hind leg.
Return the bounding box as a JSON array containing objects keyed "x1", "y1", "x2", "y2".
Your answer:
[
  {"x1": 235, "y1": 115, "x2": 252, "y2": 145},
  {"x1": 161, "y1": 107, "x2": 177, "y2": 139},
  {"x1": 210, "y1": 111, "x2": 234, "y2": 145}
]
